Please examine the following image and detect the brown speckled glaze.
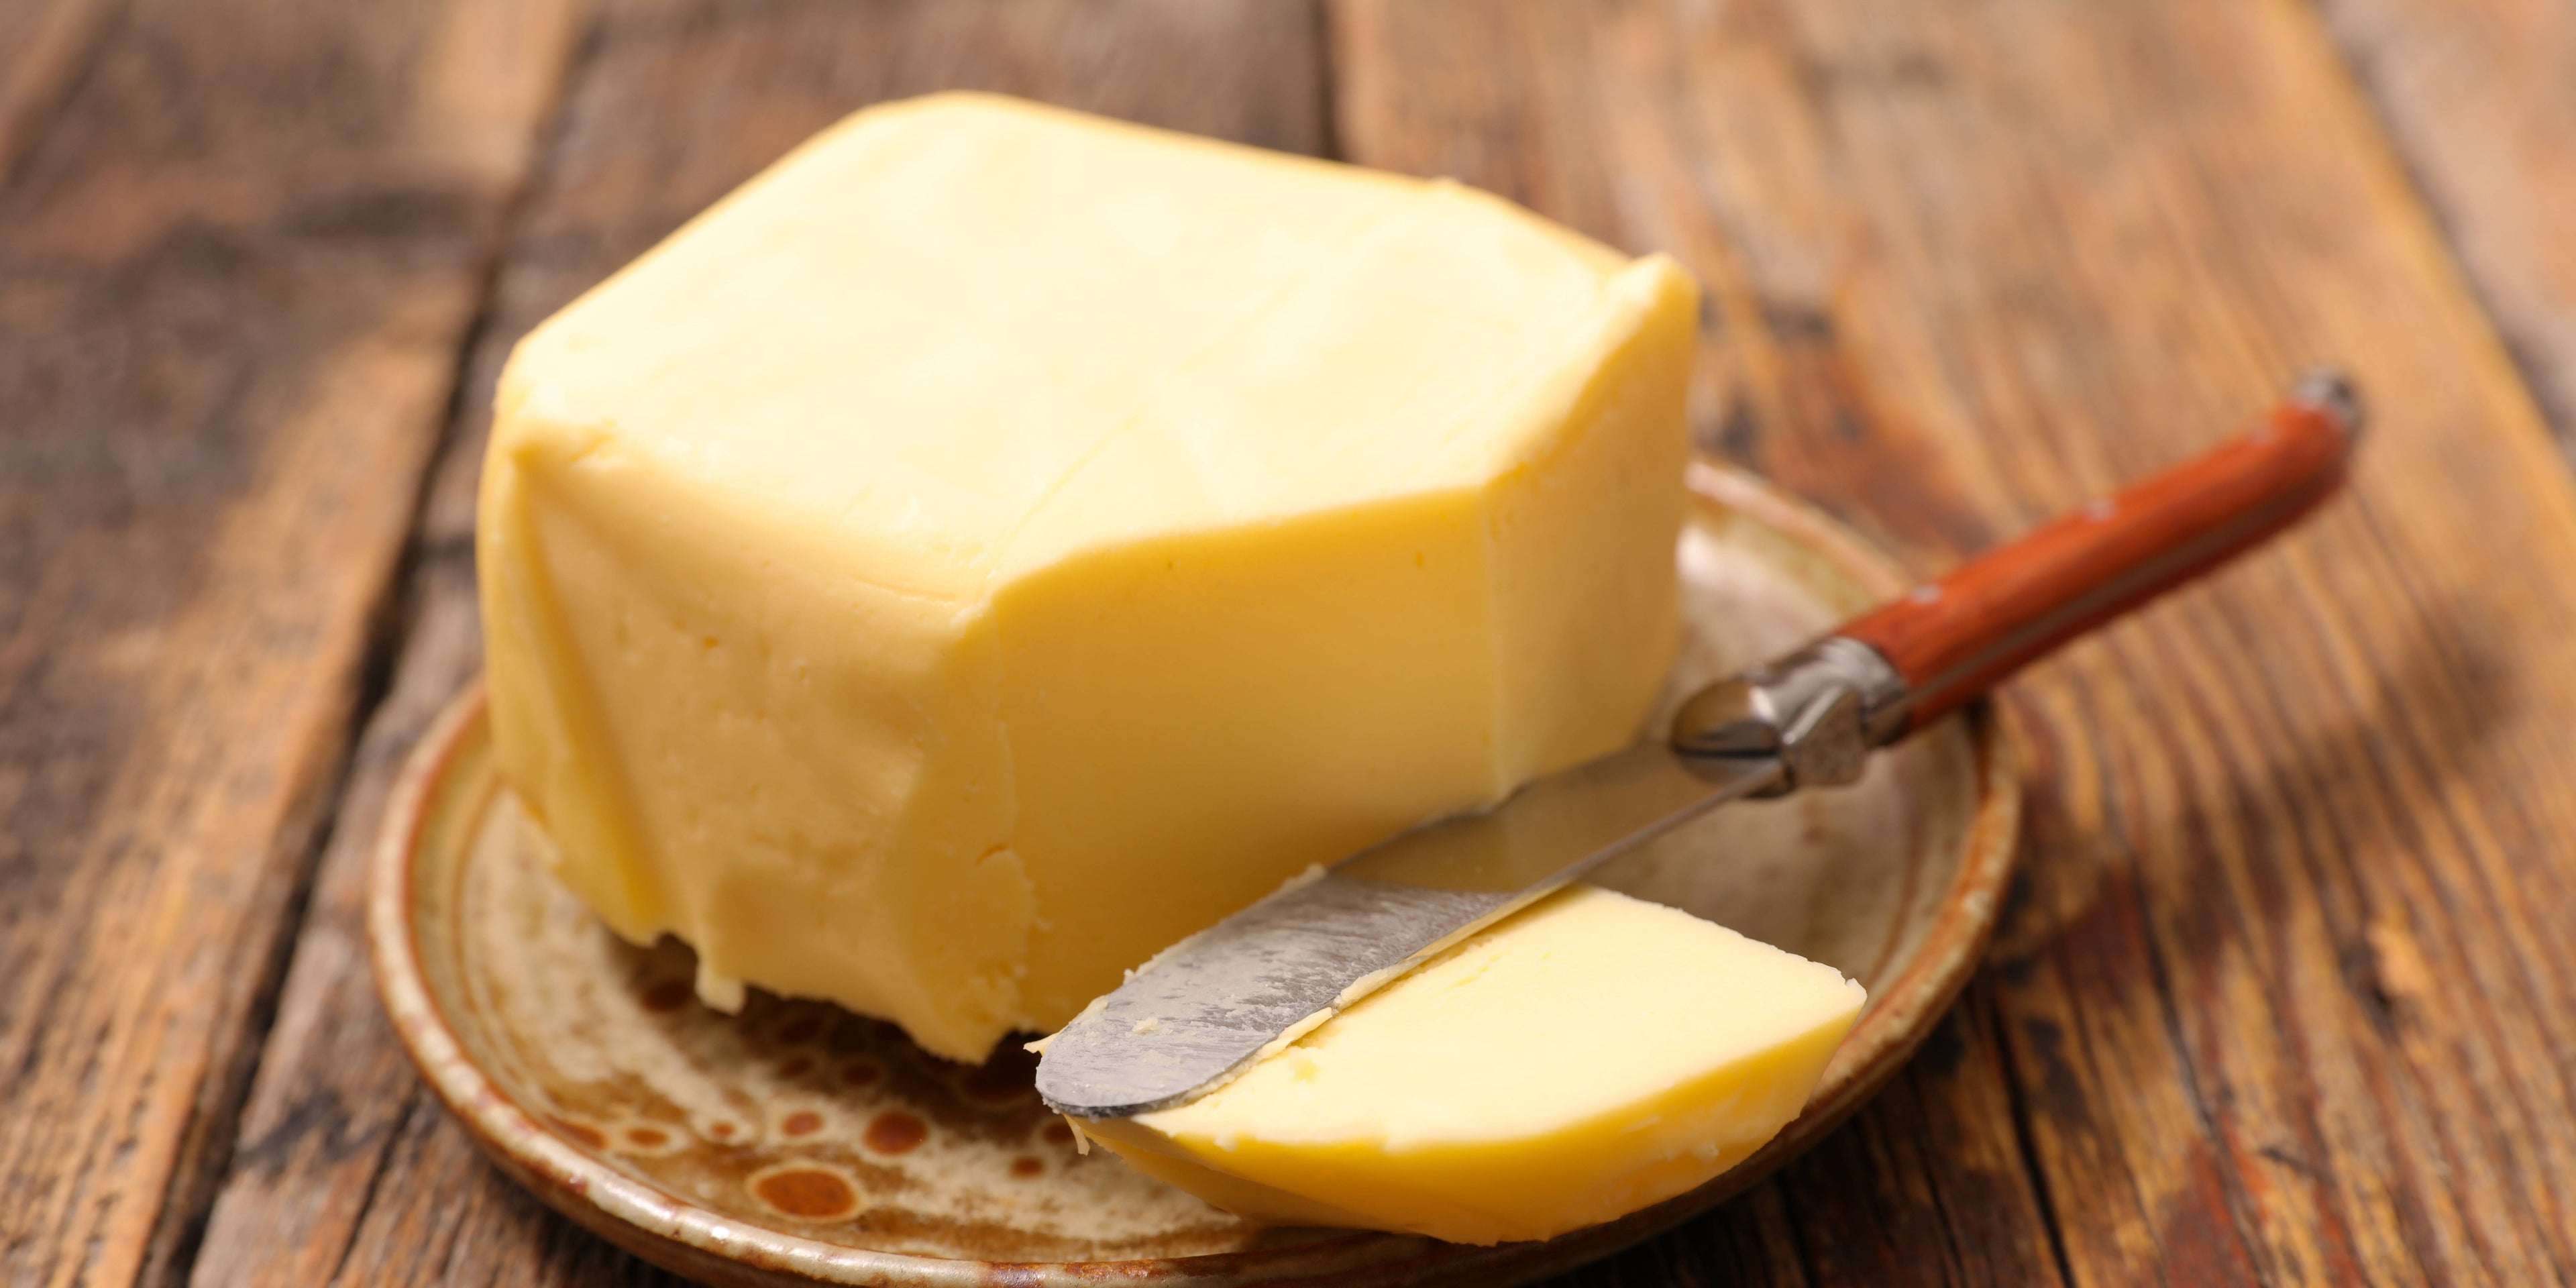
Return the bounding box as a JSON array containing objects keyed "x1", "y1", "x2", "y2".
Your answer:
[{"x1": 368, "y1": 462, "x2": 2022, "y2": 1287}]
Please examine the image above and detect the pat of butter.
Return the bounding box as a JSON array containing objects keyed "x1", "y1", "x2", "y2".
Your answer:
[
  {"x1": 1081, "y1": 885, "x2": 1865, "y2": 1244},
  {"x1": 478, "y1": 93, "x2": 1699, "y2": 1060}
]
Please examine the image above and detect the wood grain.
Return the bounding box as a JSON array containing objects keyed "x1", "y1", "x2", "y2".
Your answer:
[
  {"x1": 0, "y1": 0, "x2": 580, "y2": 1282},
  {"x1": 184, "y1": 2, "x2": 1330, "y2": 1283},
  {"x1": 1330, "y1": 1, "x2": 2576, "y2": 1284},
  {"x1": 2315, "y1": 0, "x2": 2576, "y2": 441}
]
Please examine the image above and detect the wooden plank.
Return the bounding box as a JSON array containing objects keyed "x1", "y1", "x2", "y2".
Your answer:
[
  {"x1": 2313, "y1": 0, "x2": 2576, "y2": 441},
  {"x1": 0, "y1": 0, "x2": 582, "y2": 1281},
  {"x1": 186, "y1": 3, "x2": 1330, "y2": 1283},
  {"x1": 1330, "y1": 0, "x2": 2576, "y2": 1284},
  {"x1": 1765, "y1": 990, "x2": 2068, "y2": 1286}
]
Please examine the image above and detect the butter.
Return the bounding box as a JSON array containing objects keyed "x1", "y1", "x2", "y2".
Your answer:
[
  {"x1": 478, "y1": 93, "x2": 1698, "y2": 1060},
  {"x1": 1082, "y1": 885, "x2": 1865, "y2": 1244}
]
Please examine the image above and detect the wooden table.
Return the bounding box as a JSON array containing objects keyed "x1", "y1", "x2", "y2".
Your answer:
[{"x1": 8, "y1": 0, "x2": 2576, "y2": 1283}]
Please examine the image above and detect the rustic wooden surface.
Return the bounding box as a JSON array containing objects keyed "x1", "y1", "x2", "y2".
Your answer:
[{"x1": 3, "y1": 0, "x2": 2573, "y2": 1283}]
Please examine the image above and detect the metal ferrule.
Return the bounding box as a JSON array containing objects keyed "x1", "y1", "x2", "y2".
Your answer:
[{"x1": 1669, "y1": 635, "x2": 1908, "y2": 796}]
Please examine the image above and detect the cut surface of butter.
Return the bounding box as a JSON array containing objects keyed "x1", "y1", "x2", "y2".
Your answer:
[
  {"x1": 1082, "y1": 885, "x2": 1866, "y2": 1244},
  {"x1": 478, "y1": 92, "x2": 1699, "y2": 1060}
]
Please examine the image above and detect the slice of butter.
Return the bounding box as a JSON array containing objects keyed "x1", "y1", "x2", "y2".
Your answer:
[
  {"x1": 1081, "y1": 885, "x2": 1866, "y2": 1244},
  {"x1": 478, "y1": 92, "x2": 1699, "y2": 1060}
]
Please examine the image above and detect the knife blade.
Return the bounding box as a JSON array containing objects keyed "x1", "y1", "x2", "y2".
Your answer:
[
  {"x1": 1034, "y1": 371, "x2": 2363, "y2": 1120},
  {"x1": 1032, "y1": 745, "x2": 1783, "y2": 1118}
]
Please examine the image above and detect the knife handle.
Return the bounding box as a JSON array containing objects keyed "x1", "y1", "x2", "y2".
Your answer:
[
  {"x1": 1841, "y1": 370, "x2": 2363, "y2": 737},
  {"x1": 1672, "y1": 372, "x2": 2361, "y2": 790}
]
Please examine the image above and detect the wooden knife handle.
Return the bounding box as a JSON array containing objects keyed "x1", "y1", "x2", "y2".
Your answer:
[{"x1": 1842, "y1": 372, "x2": 2363, "y2": 737}]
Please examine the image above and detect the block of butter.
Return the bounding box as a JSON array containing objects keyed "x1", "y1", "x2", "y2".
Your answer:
[
  {"x1": 478, "y1": 93, "x2": 1699, "y2": 1061},
  {"x1": 1080, "y1": 885, "x2": 1866, "y2": 1245}
]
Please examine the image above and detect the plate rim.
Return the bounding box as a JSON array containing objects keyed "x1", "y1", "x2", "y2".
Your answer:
[{"x1": 367, "y1": 460, "x2": 2023, "y2": 1287}]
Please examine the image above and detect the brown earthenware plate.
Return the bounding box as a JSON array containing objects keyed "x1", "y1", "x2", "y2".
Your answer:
[{"x1": 368, "y1": 461, "x2": 2021, "y2": 1287}]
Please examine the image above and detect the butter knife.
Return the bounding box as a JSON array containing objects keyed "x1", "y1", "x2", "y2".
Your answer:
[{"x1": 1036, "y1": 372, "x2": 2363, "y2": 1120}]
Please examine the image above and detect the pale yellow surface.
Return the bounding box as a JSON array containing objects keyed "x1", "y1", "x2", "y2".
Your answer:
[
  {"x1": 1084, "y1": 885, "x2": 1866, "y2": 1245},
  {"x1": 478, "y1": 92, "x2": 1699, "y2": 1060}
]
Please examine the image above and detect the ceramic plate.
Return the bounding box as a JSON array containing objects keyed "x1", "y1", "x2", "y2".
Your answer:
[{"x1": 369, "y1": 462, "x2": 2021, "y2": 1287}]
